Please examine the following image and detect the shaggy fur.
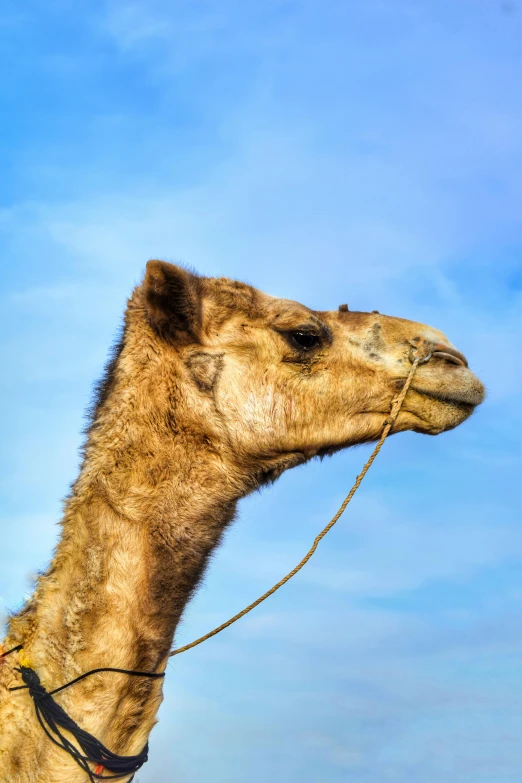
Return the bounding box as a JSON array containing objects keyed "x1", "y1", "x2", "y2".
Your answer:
[{"x1": 0, "y1": 262, "x2": 485, "y2": 782}]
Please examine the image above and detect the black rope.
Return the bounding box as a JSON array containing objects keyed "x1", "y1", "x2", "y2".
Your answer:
[
  {"x1": 8, "y1": 660, "x2": 165, "y2": 782},
  {"x1": 0, "y1": 644, "x2": 23, "y2": 658}
]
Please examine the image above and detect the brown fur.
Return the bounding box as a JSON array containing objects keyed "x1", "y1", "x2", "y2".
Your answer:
[{"x1": 0, "y1": 262, "x2": 485, "y2": 782}]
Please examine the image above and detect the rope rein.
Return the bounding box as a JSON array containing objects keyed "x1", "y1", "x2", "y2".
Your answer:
[{"x1": 1, "y1": 355, "x2": 422, "y2": 781}]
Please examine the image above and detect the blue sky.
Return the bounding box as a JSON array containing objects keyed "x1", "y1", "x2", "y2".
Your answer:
[{"x1": 0, "y1": 1, "x2": 521, "y2": 781}]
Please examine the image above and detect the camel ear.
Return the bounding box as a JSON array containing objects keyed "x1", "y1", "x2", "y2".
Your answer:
[{"x1": 144, "y1": 260, "x2": 202, "y2": 343}]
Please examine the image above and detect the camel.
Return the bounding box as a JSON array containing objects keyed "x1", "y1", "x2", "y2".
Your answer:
[{"x1": 0, "y1": 261, "x2": 485, "y2": 782}]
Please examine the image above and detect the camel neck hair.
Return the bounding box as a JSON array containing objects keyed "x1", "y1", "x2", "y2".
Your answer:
[{"x1": 2, "y1": 412, "x2": 241, "y2": 779}]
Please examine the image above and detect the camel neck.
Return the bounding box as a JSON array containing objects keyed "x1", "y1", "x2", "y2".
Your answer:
[
  {"x1": 2, "y1": 437, "x2": 240, "y2": 775},
  {"x1": 42, "y1": 455, "x2": 236, "y2": 662}
]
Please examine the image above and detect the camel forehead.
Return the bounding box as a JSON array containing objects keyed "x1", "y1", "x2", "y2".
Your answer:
[
  {"x1": 203, "y1": 276, "x2": 259, "y2": 310},
  {"x1": 202, "y1": 276, "x2": 314, "y2": 325}
]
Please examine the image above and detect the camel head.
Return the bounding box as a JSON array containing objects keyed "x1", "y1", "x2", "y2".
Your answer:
[{"x1": 136, "y1": 261, "x2": 485, "y2": 482}]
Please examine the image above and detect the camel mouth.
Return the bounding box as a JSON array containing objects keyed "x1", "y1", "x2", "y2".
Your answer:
[
  {"x1": 398, "y1": 353, "x2": 486, "y2": 410},
  {"x1": 417, "y1": 386, "x2": 482, "y2": 408},
  {"x1": 411, "y1": 367, "x2": 486, "y2": 408}
]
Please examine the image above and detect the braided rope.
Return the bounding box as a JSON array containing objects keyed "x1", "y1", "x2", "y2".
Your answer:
[{"x1": 169, "y1": 357, "x2": 421, "y2": 657}]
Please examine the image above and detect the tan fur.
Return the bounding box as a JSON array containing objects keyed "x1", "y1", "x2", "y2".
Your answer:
[{"x1": 0, "y1": 262, "x2": 485, "y2": 782}]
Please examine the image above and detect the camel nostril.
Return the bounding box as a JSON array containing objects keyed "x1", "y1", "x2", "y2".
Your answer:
[{"x1": 431, "y1": 344, "x2": 468, "y2": 368}]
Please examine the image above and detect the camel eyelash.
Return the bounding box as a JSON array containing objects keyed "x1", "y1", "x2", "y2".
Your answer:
[
  {"x1": 289, "y1": 331, "x2": 321, "y2": 350},
  {"x1": 276, "y1": 327, "x2": 328, "y2": 352}
]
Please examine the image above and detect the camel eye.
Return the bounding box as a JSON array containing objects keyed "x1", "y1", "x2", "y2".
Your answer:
[{"x1": 290, "y1": 332, "x2": 320, "y2": 350}]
